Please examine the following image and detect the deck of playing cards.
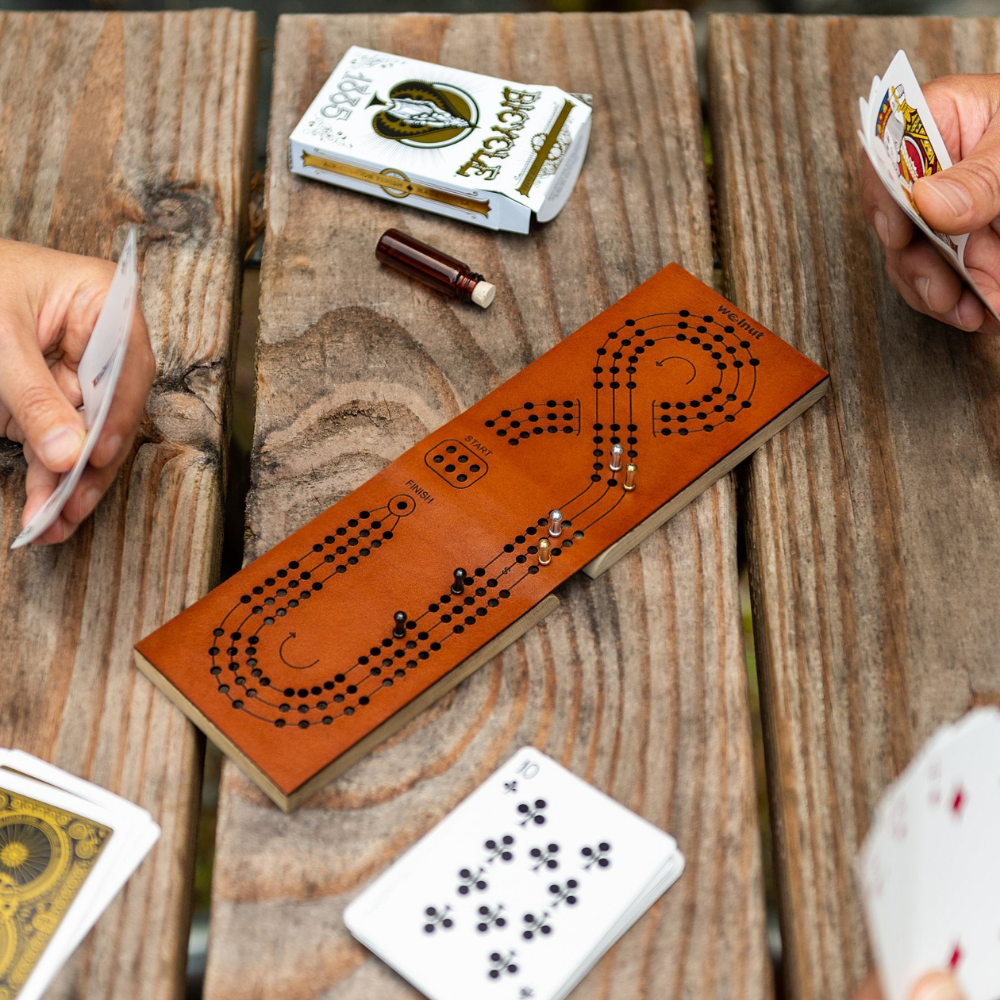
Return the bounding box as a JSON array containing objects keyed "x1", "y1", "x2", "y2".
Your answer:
[
  {"x1": 11, "y1": 228, "x2": 140, "y2": 550},
  {"x1": 857, "y1": 50, "x2": 1000, "y2": 326},
  {"x1": 857, "y1": 707, "x2": 1000, "y2": 1000},
  {"x1": 290, "y1": 47, "x2": 592, "y2": 233},
  {"x1": 345, "y1": 747, "x2": 684, "y2": 1000},
  {"x1": 0, "y1": 750, "x2": 160, "y2": 999}
]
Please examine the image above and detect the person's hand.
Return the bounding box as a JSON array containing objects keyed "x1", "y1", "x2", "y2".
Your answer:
[
  {"x1": 860, "y1": 73, "x2": 1000, "y2": 334},
  {"x1": 853, "y1": 970, "x2": 964, "y2": 1000},
  {"x1": 0, "y1": 239, "x2": 155, "y2": 544}
]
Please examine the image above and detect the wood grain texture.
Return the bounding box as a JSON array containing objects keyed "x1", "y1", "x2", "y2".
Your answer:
[
  {"x1": 205, "y1": 13, "x2": 770, "y2": 1000},
  {"x1": 0, "y1": 11, "x2": 256, "y2": 998},
  {"x1": 708, "y1": 15, "x2": 1000, "y2": 999}
]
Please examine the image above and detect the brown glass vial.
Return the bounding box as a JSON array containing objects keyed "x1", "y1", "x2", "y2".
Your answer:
[{"x1": 376, "y1": 229, "x2": 496, "y2": 309}]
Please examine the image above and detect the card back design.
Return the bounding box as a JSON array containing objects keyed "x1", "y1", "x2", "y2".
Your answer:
[
  {"x1": 0, "y1": 787, "x2": 112, "y2": 996},
  {"x1": 134, "y1": 263, "x2": 829, "y2": 810}
]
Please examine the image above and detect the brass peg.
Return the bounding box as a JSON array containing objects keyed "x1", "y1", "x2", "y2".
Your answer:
[
  {"x1": 623, "y1": 463, "x2": 637, "y2": 492},
  {"x1": 538, "y1": 538, "x2": 552, "y2": 565}
]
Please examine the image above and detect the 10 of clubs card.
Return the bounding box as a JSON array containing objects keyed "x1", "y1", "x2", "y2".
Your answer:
[
  {"x1": 345, "y1": 748, "x2": 684, "y2": 1000},
  {"x1": 857, "y1": 50, "x2": 1000, "y2": 325}
]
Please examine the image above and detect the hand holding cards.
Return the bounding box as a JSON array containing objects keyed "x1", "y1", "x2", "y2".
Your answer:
[
  {"x1": 0, "y1": 750, "x2": 159, "y2": 999},
  {"x1": 346, "y1": 748, "x2": 684, "y2": 1000},
  {"x1": 10, "y1": 230, "x2": 141, "y2": 549},
  {"x1": 858, "y1": 51, "x2": 1000, "y2": 327},
  {"x1": 858, "y1": 708, "x2": 1000, "y2": 1000}
]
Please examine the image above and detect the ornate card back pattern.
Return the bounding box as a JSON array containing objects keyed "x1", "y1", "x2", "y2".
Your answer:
[
  {"x1": 134, "y1": 264, "x2": 829, "y2": 810},
  {"x1": 0, "y1": 788, "x2": 111, "y2": 996}
]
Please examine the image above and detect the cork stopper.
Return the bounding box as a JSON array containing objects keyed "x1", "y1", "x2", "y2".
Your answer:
[{"x1": 471, "y1": 280, "x2": 496, "y2": 309}]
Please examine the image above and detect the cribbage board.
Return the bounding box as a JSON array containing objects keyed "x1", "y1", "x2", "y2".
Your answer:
[{"x1": 135, "y1": 264, "x2": 829, "y2": 811}]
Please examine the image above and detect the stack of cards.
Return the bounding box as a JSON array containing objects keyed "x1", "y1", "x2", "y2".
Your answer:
[
  {"x1": 0, "y1": 750, "x2": 160, "y2": 999},
  {"x1": 345, "y1": 747, "x2": 684, "y2": 1000},
  {"x1": 11, "y1": 228, "x2": 140, "y2": 550},
  {"x1": 857, "y1": 50, "x2": 1000, "y2": 326},
  {"x1": 857, "y1": 707, "x2": 1000, "y2": 1000}
]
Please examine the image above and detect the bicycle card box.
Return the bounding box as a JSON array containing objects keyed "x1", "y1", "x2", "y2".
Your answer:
[
  {"x1": 134, "y1": 264, "x2": 829, "y2": 811},
  {"x1": 289, "y1": 46, "x2": 593, "y2": 232}
]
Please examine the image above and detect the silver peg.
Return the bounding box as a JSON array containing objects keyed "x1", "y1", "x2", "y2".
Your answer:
[
  {"x1": 548, "y1": 510, "x2": 563, "y2": 537},
  {"x1": 609, "y1": 443, "x2": 623, "y2": 472}
]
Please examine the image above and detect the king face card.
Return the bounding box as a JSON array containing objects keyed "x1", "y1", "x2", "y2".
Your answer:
[{"x1": 857, "y1": 50, "x2": 1000, "y2": 325}]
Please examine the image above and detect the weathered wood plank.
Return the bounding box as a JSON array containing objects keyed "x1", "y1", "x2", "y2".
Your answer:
[
  {"x1": 205, "y1": 13, "x2": 770, "y2": 999},
  {"x1": 708, "y1": 14, "x2": 1000, "y2": 999},
  {"x1": 0, "y1": 10, "x2": 256, "y2": 998}
]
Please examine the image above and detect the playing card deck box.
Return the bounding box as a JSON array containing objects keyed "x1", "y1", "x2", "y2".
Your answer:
[{"x1": 289, "y1": 46, "x2": 593, "y2": 232}]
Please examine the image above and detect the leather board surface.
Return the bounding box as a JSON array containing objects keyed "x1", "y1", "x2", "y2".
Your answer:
[{"x1": 135, "y1": 263, "x2": 829, "y2": 804}]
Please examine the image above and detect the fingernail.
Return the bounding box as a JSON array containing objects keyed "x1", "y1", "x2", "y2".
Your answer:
[
  {"x1": 39, "y1": 426, "x2": 84, "y2": 467},
  {"x1": 81, "y1": 487, "x2": 102, "y2": 518},
  {"x1": 913, "y1": 975, "x2": 963, "y2": 1000},
  {"x1": 925, "y1": 176, "x2": 973, "y2": 218},
  {"x1": 917, "y1": 277, "x2": 932, "y2": 307},
  {"x1": 957, "y1": 296, "x2": 984, "y2": 332},
  {"x1": 874, "y1": 210, "x2": 889, "y2": 245}
]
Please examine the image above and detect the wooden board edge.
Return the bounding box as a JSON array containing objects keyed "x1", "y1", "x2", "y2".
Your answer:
[
  {"x1": 134, "y1": 648, "x2": 294, "y2": 810},
  {"x1": 284, "y1": 594, "x2": 561, "y2": 811},
  {"x1": 134, "y1": 594, "x2": 560, "y2": 812},
  {"x1": 582, "y1": 377, "x2": 831, "y2": 578}
]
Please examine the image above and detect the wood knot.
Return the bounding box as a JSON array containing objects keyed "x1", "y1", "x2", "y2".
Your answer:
[{"x1": 142, "y1": 182, "x2": 216, "y2": 244}]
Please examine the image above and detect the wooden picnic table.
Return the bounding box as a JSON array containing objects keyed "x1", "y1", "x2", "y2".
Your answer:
[
  {"x1": 203, "y1": 11, "x2": 771, "y2": 1000},
  {"x1": 0, "y1": 9, "x2": 256, "y2": 999},
  {"x1": 708, "y1": 13, "x2": 1000, "y2": 1000},
  {"x1": 3, "y1": 8, "x2": 997, "y2": 1000}
]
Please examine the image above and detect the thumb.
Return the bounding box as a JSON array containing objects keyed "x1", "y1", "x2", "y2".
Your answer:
[
  {"x1": 914, "y1": 114, "x2": 1000, "y2": 234},
  {"x1": 911, "y1": 971, "x2": 964, "y2": 1000},
  {"x1": 0, "y1": 321, "x2": 85, "y2": 473}
]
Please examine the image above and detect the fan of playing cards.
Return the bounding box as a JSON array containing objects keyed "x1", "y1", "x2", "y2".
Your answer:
[
  {"x1": 858, "y1": 50, "x2": 1000, "y2": 326},
  {"x1": 858, "y1": 707, "x2": 1000, "y2": 1000},
  {"x1": 0, "y1": 750, "x2": 159, "y2": 999},
  {"x1": 346, "y1": 748, "x2": 684, "y2": 1000}
]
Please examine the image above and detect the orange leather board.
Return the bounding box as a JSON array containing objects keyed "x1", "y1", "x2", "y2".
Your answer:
[{"x1": 135, "y1": 263, "x2": 828, "y2": 808}]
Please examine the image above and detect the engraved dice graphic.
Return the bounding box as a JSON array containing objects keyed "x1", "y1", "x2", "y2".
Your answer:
[{"x1": 425, "y1": 439, "x2": 488, "y2": 489}]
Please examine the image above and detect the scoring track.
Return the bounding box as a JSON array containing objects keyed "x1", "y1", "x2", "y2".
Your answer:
[
  {"x1": 206, "y1": 308, "x2": 759, "y2": 733},
  {"x1": 136, "y1": 261, "x2": 829, "y2": 806}
]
